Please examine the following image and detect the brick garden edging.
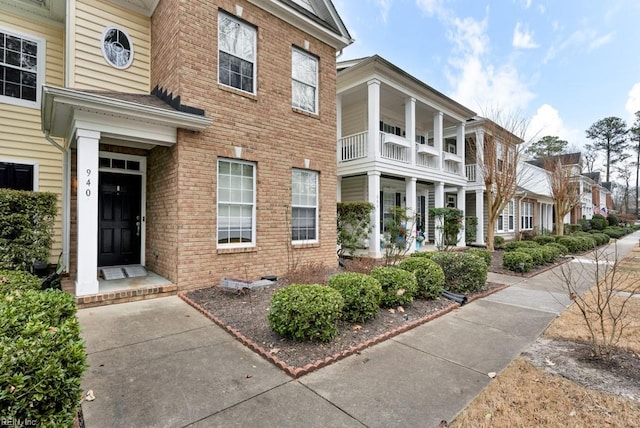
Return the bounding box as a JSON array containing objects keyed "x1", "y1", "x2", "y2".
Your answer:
[{"x1": 179, "y1": 282, "x2": 509, "y2": 378}]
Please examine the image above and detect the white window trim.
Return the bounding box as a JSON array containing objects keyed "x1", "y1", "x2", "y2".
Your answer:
[
  {"x1": 292, "y1": 168, "x2": 319, "y2": 244},
  {"x1": 217, "y1": 11, "x2": 257, "y2": 95},
  {"x1": 520, "y1": 201, "x2": 533, "y2": 231},
  {"x1": 497, "y1": 199, "x2": 515, "y2": 233},
  {"x1": 291, "y1": 47, "x2": 318, "y2": 114},
  {"x1": 217, "y1": 158, "x2": 256, "y2": 248},
  {"x1": 0, "y1": 157, "x2": 38, "y2": 190},
  {"x1": 0, "y1": 27, "x2": 45, "y2": 109}
]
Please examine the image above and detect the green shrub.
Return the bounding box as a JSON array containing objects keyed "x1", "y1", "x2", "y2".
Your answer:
[
  {"x1": 579, "y1": 218, "x2": 592, "y2": 232},
  {"x1": 572, "y1": 235, "x2": 597, "y2": 252},
  {"x1": 398, "y1": 257, "x2": 445, "y2": 300},
  {"x1": 590, "y1": 214, "x2": 608, "y2": 231},
  {"x1": 546, "y1": 242, "x2": 569, "y2": 256},
  {"x1": 0, "y1": 189, "x2": 57, "y2": 270},
  {"x1": 557, "y1": 236, "x2": 581, "y2": 253},
  {"x1": 466, "y1": 249, "x2": 492, "y2": 267},
  {"x1": 588, "y1": 232, "x2": 610, "y2": 246},
  {"x1": 328, "y1": 273, "x2": 382, "y2": 323},
  {"x1": 0, "y1": 269, "x2": 41, "y2": 295},
  {"x1": 409, "y1": 251, "x2": 434, "y2": 259},
  {"x1": 430, "y1": 252, "x2": 487, "y2": 294},
  {"x1": 504, "y1": 240, "x2": 540, "y2": 252},
  {"x1": 337, "y1": 202, "x2": 374, "y2": 257},
  {"x1": 0, "y1": 289, "x2": 86, "y2": 425},
  {"x1": 517, "y1": 247, "x2": 545, "y2": 266},
  {"x1": 370, "y1": 267, "x2": 418, "y2": 307},
  {"x1": 533, "y1": 235, "x2": 556, "y2": 245},
  {"x1": 540, "y1": 245, "x2": 560, "y2": 263},
  {"x1": 494, "y1": 236, "x2": 505, "y2": 249},
  {"x1": 607, "y1": 213, "x2": 620, "y2": 227},
  {"x1": 502, "y1": 251, "x2": 533, "y2": 273},
  {"x1": 465, "y1": 216, "x2": 478, "y2": 245},
  {"x1": 268, "y1": 284, "x2": 344, "y2": 342},
  {"x1": 603, "y1": 227, "x2": 625, "y2": 239}
]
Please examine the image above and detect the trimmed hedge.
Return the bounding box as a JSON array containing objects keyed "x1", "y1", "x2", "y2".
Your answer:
[
  {"x1": 398, "y1": 257, "x2": 445, "y2": 299},
  {"x1": 430, "y1": 252, "x2": 487, "y2": 294},
  {"x1": 370, "y1": 267, "x2": 418, "y2": 308},
  {"x1": 0, "y1": 269, "x2": 41, "y2": 294},
  {"x1": 494, "y1": 236, "x2": 505, "y2": 249},
  {"x1": 504, "y1": 240, "x2": 540, "y2": 252},
  {"x1": 590, "y1": 214, "x2": 608, "y2": 230},
  {"x1": 409, "y1": 251, "x2": 434, "y2": 259},
  {"x1": 540, "y1": 245, "x2": 560, "y2": 263},
  {"x1": 0, "y1": 287, "x2": 86, "y2": 425},
  {"x1": 546, "y1": 242, "x2": 569, "y2": 255},
  {"x1": 268, "y1": 284, "x2": 344, "y2": 342},
  {"x1": 556, "y1": 236, "x2": 581, "y2": 253},
  {"x1": 0, "y1": 189, "x2": 57, "y2": 270},
  {"x1": 328, "y1": 273, "x2": 382, "y2": 323},
  {"x1": 503, "y1": 251, "x2": 533, "y2": 273},
  {"x1": 589, "y1": 232, "x2": 610, "y2": 246},
  {"x1": 603, "y1": 227, "x2": 625, "y2": 239},
  {"x1": 517, "y1": 247, "x2": 545, "y2": 266},
  {"x1": 533, "y1": 235, "x2": 556, "y2": 245},
  {"x1": 466, "y1": 249, "x2": 492, "y2": 267}
]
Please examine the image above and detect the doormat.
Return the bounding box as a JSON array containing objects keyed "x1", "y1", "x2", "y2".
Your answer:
[{"x1": 101, "y1": 266, "x2": 148, "y2": 280}]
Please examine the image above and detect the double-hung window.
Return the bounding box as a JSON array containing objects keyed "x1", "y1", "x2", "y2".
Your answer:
[
  {"x1": 0, "y1": 29, "x2": 43, "y2": 107},
  {"x1": 292, "y1": 47, "x2": 318, "y2": 113},
  {"x1": 292, "y1": 169, "x2": 318, "y2": 242},
  {"x1": 521, "y1": 201, "x2": 533, "y2": 230},
  {"x1": 217, "y1": 159, "x2": 255, "y2": 247},
  {"x1": 496, "y1": 142, "x2": 504, "y2": 171},
  {"x1": 0, "y1": 161, "x2": 36, "y2": 190},
  {"x1": 218, "y1": 12, "x2": 256, "y2": 93},
  {"x1": 497, "y1": 199, "x2": 515, "y2": 233}
]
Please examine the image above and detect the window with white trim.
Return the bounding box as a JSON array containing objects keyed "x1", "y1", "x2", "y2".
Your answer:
[
  {"x1": 292, "y1": 169, "x2": 318, "y2": 242},
  {"x1": 217, "y1": 159, "x2": 255, "y2": 247},
  {"x1": 521, "y1": 201, "x2": 533, "y2": 230},
  {"x1": 0, "y1": 29, "x2": 43, "y2": 107},
  {"x1": 0, "y1": 161, "x2": 35, "y2": 190},
  {"x1": 292, "y1": 47, "x2": 318, "y2": 113},
  {"x1": 497, "y1": 199, "x2": 515, "y2": 233},
  {"x1": 496, "y1": 142, "x2": 504, "y2": 170},
  {"x1": 218, "y1": 12, "x2": 256, "y2": 93}
]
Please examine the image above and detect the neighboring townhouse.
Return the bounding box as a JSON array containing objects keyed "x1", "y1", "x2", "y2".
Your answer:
[
  {"x1": 4, "y1": 0, "x2": 352, "y2": 300},
  {"x1": 516, "y1": 161, "x2": 554, "y2": 236},
  {"x1": 584, "y1": 172, "x2": 613, "y2": 216},
  {"x1": 336, "y1": 56, "x2": 476, "y2": 256}
]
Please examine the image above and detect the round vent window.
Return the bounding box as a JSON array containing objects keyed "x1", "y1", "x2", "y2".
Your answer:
[{"x1": 101, "y1": 27, "x2": 134, "y2": 69}]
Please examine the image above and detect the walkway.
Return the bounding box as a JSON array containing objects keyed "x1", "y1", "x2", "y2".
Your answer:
[{"x1": 78, "y1": 232, "x2": 640, "y2": 427}]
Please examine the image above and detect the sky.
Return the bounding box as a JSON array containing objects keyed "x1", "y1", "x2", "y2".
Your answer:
[{"x1": 332, "y1": 0, "x2": 640, "y2": 151}]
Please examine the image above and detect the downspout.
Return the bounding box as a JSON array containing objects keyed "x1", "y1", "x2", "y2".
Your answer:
[{"x1": 44, "y1": 130, "x2": 70, "y2": 273}]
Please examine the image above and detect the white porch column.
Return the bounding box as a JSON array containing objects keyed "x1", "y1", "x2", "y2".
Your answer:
[
  {"x1": 367, "y1": 171, "x2": 382, "y2": 258},
  {"x1": 457, "y1": 122, "x2": 466, "y2": 179},
  {"x1": 475, "y1": 189, "x2": 485, "y2": 245},
  {"x1": 434, "y1": 111, "x2": 443, "y2": 171},
  {"x1": 406, "y1": 177, "x2": 417, "y2": 253},
  {"x1": 434, "y1": 181, "x2": 445, "y2": 248},
  {"x1": 336, "y1": 94, "x2": 342, "y2": 162},
  {"x1": 367, "y1": 80, "x2": 381, "y2": 161},
  {"x1": 475, "y1": 129, "x2": 484, "y2": 183},
  {"x1": 75, "y1": 129, "x2": 100, "y2": 296},
  {"x1": 457, "y1": 186, "x2": 466, "y2": 247},
  {"x1": 405, "y1": 97, "x2": 416, "y2": 166},
  {"x1": 336, "y1": 176, "x2": 342, "y2": 203}
]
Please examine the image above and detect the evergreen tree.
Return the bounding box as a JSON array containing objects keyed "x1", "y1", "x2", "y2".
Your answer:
[
  {"x1": 585, "y1": 116, "x2": 629, "y2": 182},
  {"x1": 526, "y1": 135, "x2": 568, "y2": 158}
]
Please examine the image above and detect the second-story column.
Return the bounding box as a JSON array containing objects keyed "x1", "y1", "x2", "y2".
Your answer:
[
  {"x1": 336, "y1": 94, "x2": 342, "y2": 162},
  {"x1": 405, "y1": 97, "x2": 416, "y2": 166},
  {"x1": 434, "y1": 111, "x2": 443, "y2": 171},
  {"x1": 367, "y1": 80, "x2": 381, "y2": 161},
  {"x1": 457, "y1": 122, "x2": 465, "y2": 179},
  {"x1": 475, "y1": 129, "x2": 485, "y2": 183}
]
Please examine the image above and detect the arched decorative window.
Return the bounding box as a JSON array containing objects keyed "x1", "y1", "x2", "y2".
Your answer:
[{"x1": 101, "y1": 27, "x2": 133, "y2": 69}]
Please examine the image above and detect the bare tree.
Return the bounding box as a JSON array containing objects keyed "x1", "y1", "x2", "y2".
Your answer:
[
  {"x1": 616, "y1": 165, "x2": 632, "y2": 213},
  {"x1": 478, "y1": 111, "x2": 529, "y2": 251},
  {"x1": 583, "y1": 143, "x2": 598, "y2": 173},
  {"x1": 543, "y1": 156, "x2": 581, "y2": 236},
  {"x1": 557, "y1": 243, "x2": 640, "y2": 359},
  {"x1": 630, "y1": 111, "x2": 640, "y2": 216}
]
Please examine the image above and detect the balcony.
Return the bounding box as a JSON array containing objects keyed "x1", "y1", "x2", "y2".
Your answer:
[
  {"x1": 339, "y1": 131, "x2": 367, "y2": 162},
  {"x1": 443, "y1": 151, "x2": 463, "y2": 164},
  {"x1": 380, "y1": 131, "x2": 410, "y2": 163},
  {"x1": 465, "y1": 164, "x2": 479, "y2": 182}
]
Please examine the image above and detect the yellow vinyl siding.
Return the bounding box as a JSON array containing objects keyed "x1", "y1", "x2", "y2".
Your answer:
[
  {"x1": 0, "y1": 13, "x2": 64, "y2": 263},
  {"x1": 71, "y1": 0, "x2": 150, "y2": 93}
]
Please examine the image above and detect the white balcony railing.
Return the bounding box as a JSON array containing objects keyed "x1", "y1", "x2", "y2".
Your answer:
[
  {"x1": 465, "y1": 164, "x2": 478, "y2": 182},
  {"x1": 338, "y1": 131, "x2": 367, "y2": 162},
  {"x1": 444, "y1": 161, "x2": 459, "y2": 174},
  {"x1": 380, "y1": 132, "x2": 409, "y2": 163}
]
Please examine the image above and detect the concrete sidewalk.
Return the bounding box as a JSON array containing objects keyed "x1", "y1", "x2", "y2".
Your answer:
[{"x1": 79, "y1": 232, "x2": 640, "y2": 427}]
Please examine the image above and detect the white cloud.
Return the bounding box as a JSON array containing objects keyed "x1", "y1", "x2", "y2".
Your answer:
[
  {"x1": 625, "y1": 83, "x2": 640, "y2": 124},
  {"x1": 443, "y1": 13, "x2": 535, "y2": 114},
  {"x1": 544, "y1": 28, "x2": 614, "y2": 63},
  {"x1": 375, "y1": 0, "x2": 393, "y2": 22},
  {"x1": 527, "y1": 104, "x2": 580, "y2": 144},
  {"x1": 513, "y1": 22, "x2": 539, "y2": 49},
  {"x1": 415, "y1": 0, "x2": 447, "y2": 17},
  {"x1": 536, "y1": 4, "x2": 546, "y2": 14},
  {"x1": 588, "y1": 32, "x2": 614, "y2": 51}
]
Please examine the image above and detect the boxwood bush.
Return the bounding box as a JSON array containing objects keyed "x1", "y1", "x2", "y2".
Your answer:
[
  {"x1": 533, "y1": 235, "x2": 556, "y2": 245},
  {"x1": 409, "y1": 251, "x2": 434, "y2": 259},
  {"x1": 556, "y1": 236, "x2": 581, "y2": 253},
  {"x1": 398, "y1": 257, "x2": 445, "y2": 299},
  {"x1": 328, "y1": 273, "x2": 382, "y2": 323},
  {"x1": 430, "y1": 252, "x2": 487, "y2": 294},
  {"x1": 546, "y1": 242, "x2": 569, "y2": 256},
  {"x1": 0, "y1": 269, "x2": 41, "y2": 294},
  {"x1": 268, "y1": 284, "x2": 344, "y2": 342},
  {"x1": 503, "y1": 251, "x2": 534, "y2": 273},
  {"x1": 539, "y1": 245, "x2": 560, "y2": 263},
  {"x1": 603, "y1": 227, "x2": 625, "y2": 239},
  {"x1": 0, "y1": 288, "x2": 86, "y2": 425},
  {"x1": 466, "y1": 249, "x2": 492, "y2": 267},
  {"x1": 517, "y1": 247, "x2": 545, "y2": 266},
  {"x1": 590, "y1": 214, "x2": 608, "y2": 230},
  {"x1": 494, "y1": 236, "x2": 505, "y2": 249},
  {"x1": 504, "y1": 240, "x2": 540, "y2": 252},
  {"x1": 573, "y1": 234, "x2": 597, "y2": 251},
  {"x1": 589, "y1": 232, "x2": 610, "y2": 246},
  {"x1": 370, "y1": 266, "x2": 418, "y2": 307}
]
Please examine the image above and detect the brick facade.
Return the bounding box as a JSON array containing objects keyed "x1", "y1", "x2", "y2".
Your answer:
[{"x1": 145, "y1": 0, "x2": 339, "y2": 291}]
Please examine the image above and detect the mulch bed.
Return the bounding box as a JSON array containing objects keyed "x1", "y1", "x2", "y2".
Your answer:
[
  {"x1": 181, "y1": 281, "x2": 507, "y2": 378},
  {"x1": 488, "y1": 250, "x2": 573, "y2": 277}
]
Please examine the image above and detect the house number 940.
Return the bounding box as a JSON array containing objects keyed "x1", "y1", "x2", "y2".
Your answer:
[{"x1": 85, "y1": 168, "x2": 91, "y2": 197}]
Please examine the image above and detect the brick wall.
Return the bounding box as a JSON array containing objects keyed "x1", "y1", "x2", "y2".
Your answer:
[{"x1": 151, "y1": 0, "x2": 339, "y2": 291}]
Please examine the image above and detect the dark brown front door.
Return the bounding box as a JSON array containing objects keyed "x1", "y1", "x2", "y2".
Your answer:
[{"x1": 98, "y1": 172, "x2": 141, "y2": 266}]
